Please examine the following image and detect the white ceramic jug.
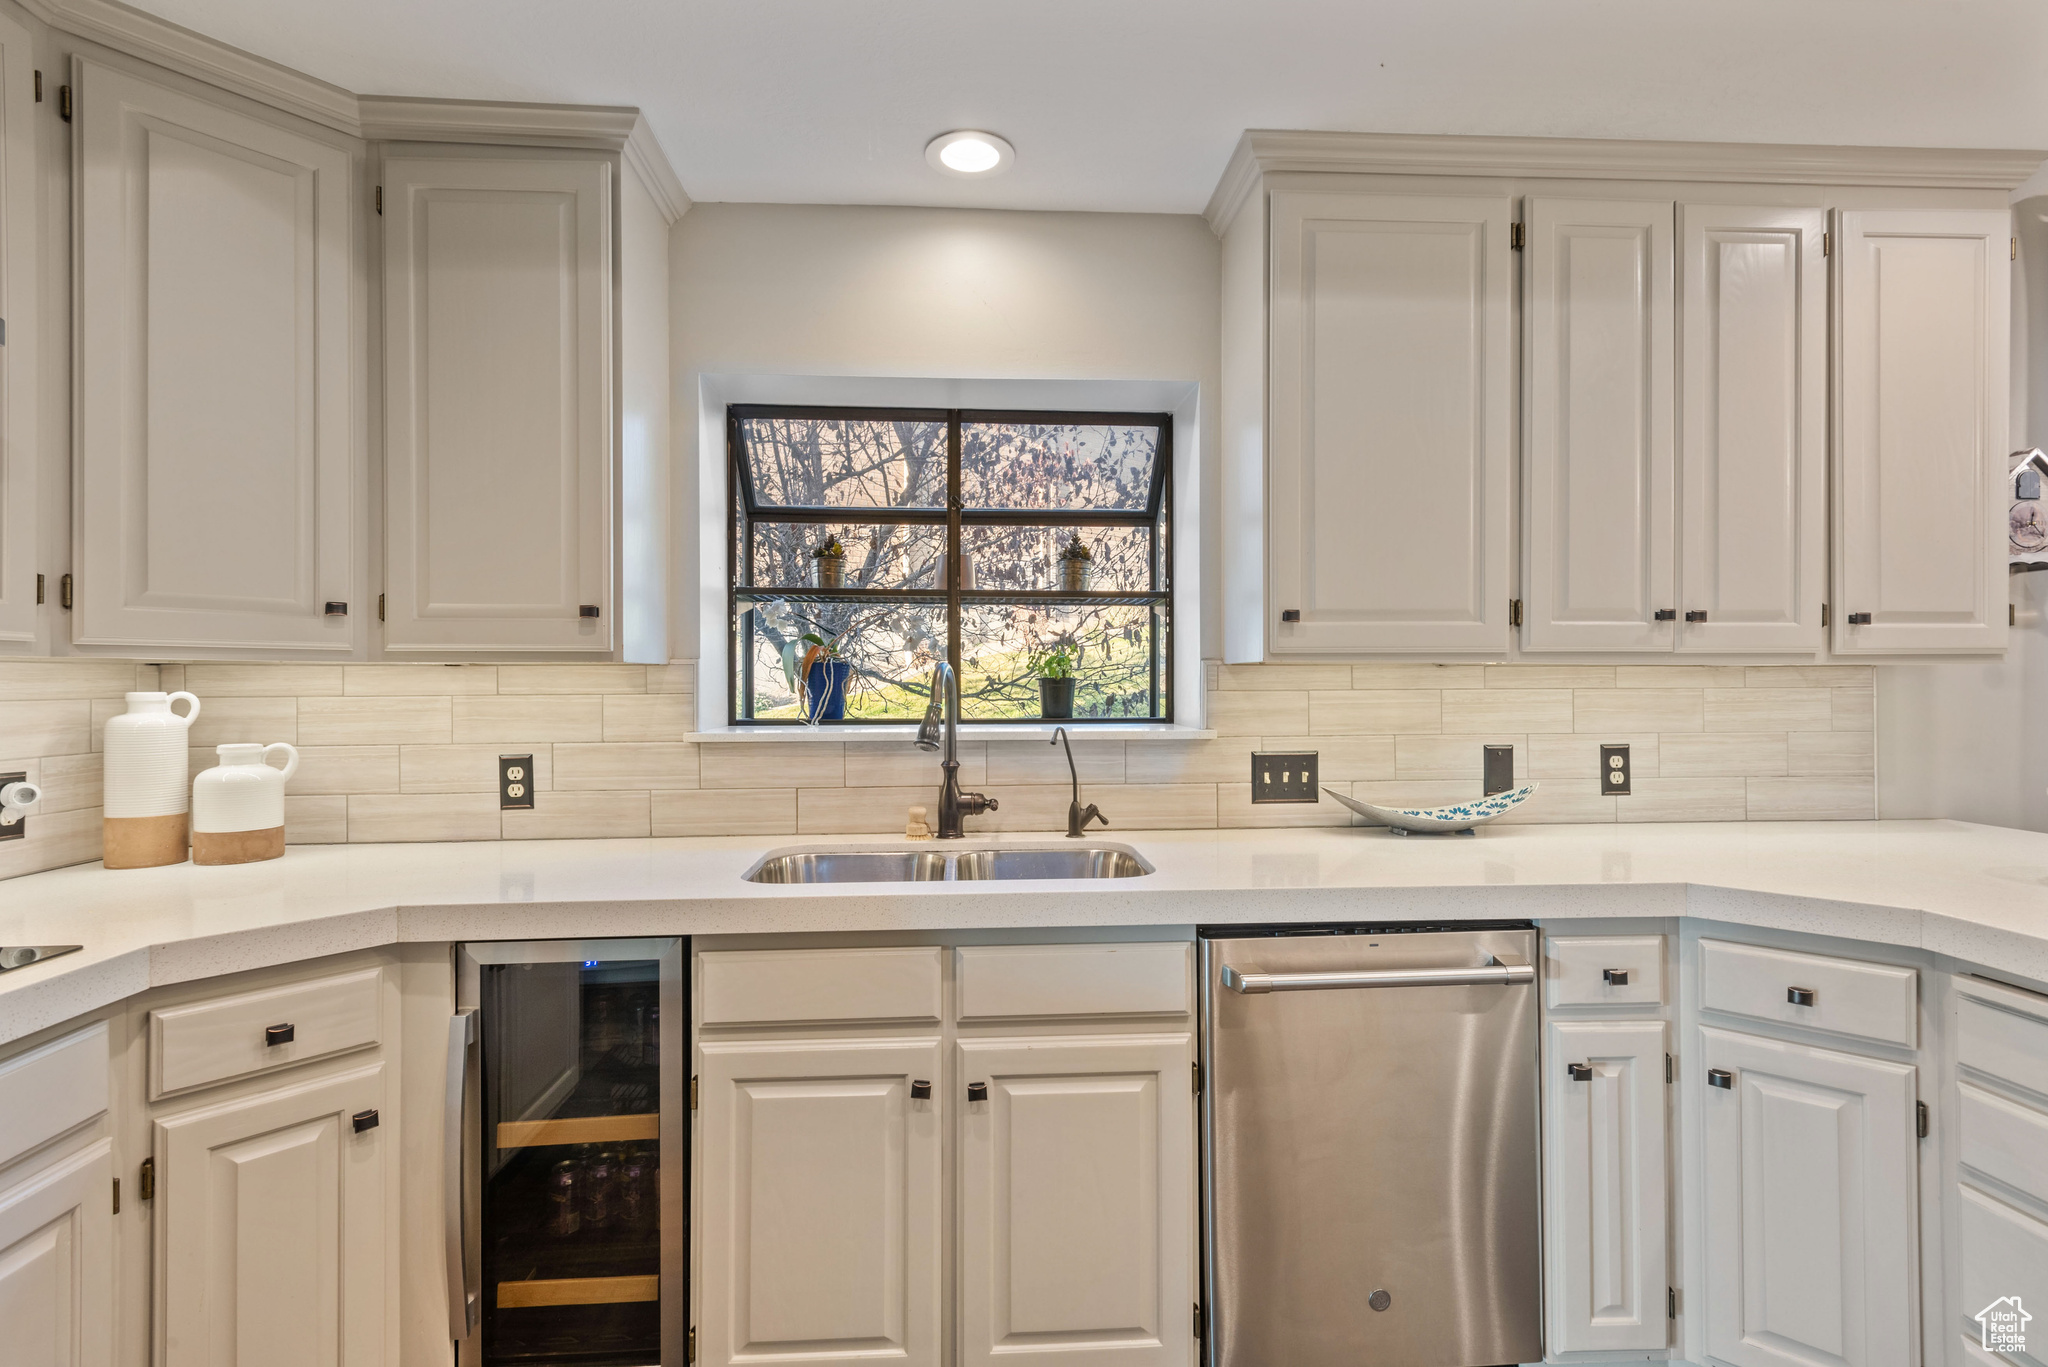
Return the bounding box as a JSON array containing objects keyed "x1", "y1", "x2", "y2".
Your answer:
[
  {"x1": 103, "y1": 691, "x2": 201, "y2": 868},
  {"x1": 191, "y1": 743, "x2": 298, "y2": 866}
]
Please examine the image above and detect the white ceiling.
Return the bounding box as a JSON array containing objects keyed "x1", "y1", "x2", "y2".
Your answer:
[{"x1": 127, "y1": 0, "x2": 2048, "y2": 215}]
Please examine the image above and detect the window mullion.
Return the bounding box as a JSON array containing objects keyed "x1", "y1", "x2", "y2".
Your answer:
[{"x1": 946, "y1": 412, "x2": 963, "y2": 692}]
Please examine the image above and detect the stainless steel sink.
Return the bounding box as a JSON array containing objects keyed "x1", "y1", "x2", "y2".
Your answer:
[
  {"x1": 746, "y1": 850, "x2": 949, "y2": 884},
  {"x1": 951, "y1": 847, "x2": 1150, "y2": 881},
  {"x1": 742, "y1": 845, "x2": 1151, "y2": 884}
]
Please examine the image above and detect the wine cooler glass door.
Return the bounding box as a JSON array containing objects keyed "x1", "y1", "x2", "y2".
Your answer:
[{"x1": 458, "y1": 938, "x2": 684, "y2": 1367}]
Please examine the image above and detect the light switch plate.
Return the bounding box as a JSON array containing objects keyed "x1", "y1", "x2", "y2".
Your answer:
[
  {"x1": 1251, "y1": 751, "x2": 1319, "y2": 803},
  {"x1": 1483, "y1": 744, "x2": 1514, "y2": 796},
  {"x1": 1600, "y1": 744, "x2": 1632, "y2": 796}
]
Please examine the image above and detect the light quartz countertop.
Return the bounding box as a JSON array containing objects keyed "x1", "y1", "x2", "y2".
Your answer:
[{"x1": 3, "y1": 819, "x2": 2047, "y2": 1045}]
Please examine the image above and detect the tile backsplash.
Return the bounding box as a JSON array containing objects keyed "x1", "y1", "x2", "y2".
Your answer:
[{"x1": 0, "y1": 658, "x2": 1876, "y2": 879}]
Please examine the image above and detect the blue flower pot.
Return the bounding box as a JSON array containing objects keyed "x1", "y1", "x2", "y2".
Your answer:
[{"x1": 804, "y1": 659, "x2": 852, "y2": 722}]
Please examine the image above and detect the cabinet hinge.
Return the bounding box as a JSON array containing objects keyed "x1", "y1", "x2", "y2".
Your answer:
[
  {"x1": 112, "y1": 1178, "x2": 119, "y2": 1214},
  {"x1": 138, "y1": 1157, "x2": 155, "y2": 1201},
  {"x1": 1917, "y1": 1100, "x2": 1929, "y2": 1138},
  {"x1": 1509, "y1": 598, "x2": 1523, "y2": 628},
  {"x1": 1665, "y1": 1052, "x2": 1673, "y2": 1084},
  {"x1": 2015, "y1": 236, "x2": 2020, "y2": 262},
  {"x1": 690, "y1": 1074, "x2": 699, "y2": 1110},
  {"x1": 58, "y1": 84, "x2": 70, "y2": 122},
  {"x1": 2013, "y1": 603, "x2": 2019, "y2": 628},
  {"x1": 1822, "y1": 230, "x2": 1830, "y2": 257},
  {"x1": 1821, "y1": 603, "x2": 1830, "y2": 628},
  {"x1": 1510, "y1": 222, "x2": 1525, "y2": 251},
  {"x1": 1193, "y1": 1302, "x2": 1205, "y2": 1339},
  {"x1": 59, "y1": 573, "x2": 73, "y2": 609},
  {"x1": 375, "y1": 185, "x2": 382, "y2": 215},
  {"x1": 688, "y1": 1326, "x2": 697, "y2": 1363},
  {"x1": 1192, "y1": 1060, "x2": 1201, "y2": 1095},
  {"x1": 1668, "y1": 1286, "x2": 1678, "y2": 1319},
  {"x1": 32, "y1": 69, "x2": 40, "y2": 102},
  {"x1": 35, "y1": 573, "x2": 43, "y2": 605}
]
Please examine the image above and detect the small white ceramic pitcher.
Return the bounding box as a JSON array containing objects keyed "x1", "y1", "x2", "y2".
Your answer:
[
  {"x1": 103, "y1": 691, "x2": 201, "y2": 868},
  {"x1": 191, "y1": 743, "x2": 298, "y2": 866}
]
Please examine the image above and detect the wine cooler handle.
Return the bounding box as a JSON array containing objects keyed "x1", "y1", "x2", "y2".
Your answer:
[{"x1": 445, "y1": 1010, "x2": 479, "y2": 1341}]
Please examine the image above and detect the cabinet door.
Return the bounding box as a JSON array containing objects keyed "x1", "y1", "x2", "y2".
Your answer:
[
  {"x1": 1835, "y1": 208, "x2": 2010, "y2": 654},
  {"x1": 0, "y1": 1140, "x2": 115, "y2": 1367},
  {"x1": 73, "y1": 58, "x2": 357, "y2": 653},
  {"x1": 1523, "y1": 198, "x2": 1676, "y2": 652},
  {"x1": 0, "y1": 14, "x2": 36, "y2": 648},
  {"x1": 154, "y1": 1063, "x2": 386, "y2": 1367},
  {"x1": 381, "y1": 155, "x2": 613, "y2": 653},
  {"x1": 1699, "y1": 1026, "x2": 1917, "y2": 1367},
  {"x1": 957, "y1": 1034, "x2": 1193, "y2": 1367},
  {"x1": 695, "y1": 1038, "x2": 941, "y2": 1367},
  {"x1": 1678, "y1": 205, "x2": 1827, "y2": 653},
  {"x1": 1544, "y1": 1020, "x2": 1668, "y2": 1354},
  {"x1": 1267, "y1": 191, "x2": 1514, "y2": 654}
]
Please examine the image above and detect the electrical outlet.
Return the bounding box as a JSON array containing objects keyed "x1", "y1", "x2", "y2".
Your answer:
[
  {"x1": 1484, "y1": 744, "x2": 1515, "y2": 796},
  {"x1": 499, "y1": 754, "x2": 536, "y2": 810},
  {"x1": 0, "y1": 771, "x2": 26, "y2": 841},
  {"x1": 1251, "y1": 751, "x2": 1319, "y2": 803},
  {"x1": 1600, "y1": 743, "x2": 1632, "y2": 796}
]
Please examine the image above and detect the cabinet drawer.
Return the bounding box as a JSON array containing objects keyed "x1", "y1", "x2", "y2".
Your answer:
[
  {"x1": 699, "y1": 947, "x2": 942, "y2": 1026},
  {"x1": 149, "y1": 966, "x2": 383, "y2": 1099},
  {"x1": 1698, "y1": 939, "x2": 1916, "y2": 1047},
  {"x1": 955, "y1": 942, "x2": 1190, "y2": 1020},
  {"x1": 1956, "y1": 975, "x2": 2048, "y2": 1098},
  {"x1": 1960, "y1": 1082, "x2": 2048, "y2": 1207},
  {"x1": 1544, "y1": 935, "x2": 1665, "y2": 1007},
  {"x1": 0, "y1": 1023, "x2": 109, "y2": 1168}
]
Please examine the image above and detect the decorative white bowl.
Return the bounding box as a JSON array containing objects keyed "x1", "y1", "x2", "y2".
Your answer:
[{"x1": 1322, "y1": 783, "x2": 1539, "y2": 835}]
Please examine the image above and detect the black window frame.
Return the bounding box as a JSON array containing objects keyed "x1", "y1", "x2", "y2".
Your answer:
[{"x1": 727, "y1": 404, "x2": 1174, "y2": 726}]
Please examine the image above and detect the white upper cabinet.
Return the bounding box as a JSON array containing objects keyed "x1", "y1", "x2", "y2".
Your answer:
[
  {"x1": 0, "y1": 15, "x2": 35, "y2": 649},
  {"x1": 381, "y1": 155, "x2": 614, "y2": 653},
  {"x1": 1522, "y1": 198, "x2": 1676, "y2": 652},
  {"x1": 1267, "y1": 190, "x2": 1514, "y2": 654},
  {"x1": 73, "y1": 59, "x2": 358, "y2": 653},
  {"x1": 1834, "y1": 208, "x2": 2010, "y2": 654},
  {"x1": 1678, "y1": 205, "x2": 1828, "y2": 653}
]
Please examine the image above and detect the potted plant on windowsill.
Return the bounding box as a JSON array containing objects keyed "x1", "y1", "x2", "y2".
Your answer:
[
  {"x1": 1032, "y1": 645, "x2": 1078, "y2": 720},
  {"x1": 1058, "y1": 535, "x2": 1093, "y2": 592},
  {"x1": 800, "y1": 631, "x2": 852, "y2": 723},
  {"x1": 812, "y1": 536, "x2": 848, "y2": 590}
]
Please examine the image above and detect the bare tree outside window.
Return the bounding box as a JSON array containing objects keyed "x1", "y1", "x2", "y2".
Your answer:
[{"x1": 729, "y1": 407, "x2": 1171, "y2": 724}]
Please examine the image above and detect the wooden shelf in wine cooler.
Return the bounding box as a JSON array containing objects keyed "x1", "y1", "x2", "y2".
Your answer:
[
  {"x1": 497, "y1": 1274, "x2": 659, "y2": 1309},
  {"x1": 496, "y1": 1114, "x2": 659, "y2": 1149}
]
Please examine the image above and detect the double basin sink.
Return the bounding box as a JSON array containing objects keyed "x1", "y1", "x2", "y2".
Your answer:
[{"x1": 745, "y1": 844, "x2": 1152, "y2": 884}]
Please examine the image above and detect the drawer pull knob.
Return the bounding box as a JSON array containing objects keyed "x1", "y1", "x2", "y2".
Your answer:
[
  {"x1": 265, "y1": 1023, "x2": 296, "y2": 1047},
  {"x1": 1603, "y1": 968, "x2": 1630, "y2": 986},
  {"x1": 1685, "y1": 609, "x2": 1709, "y2": 623},
  {"x1": 1280, "y1": 609, "x2": 1301, "y2": 623},
  {"x1": 1653, "y1": 609, "x2": 1676, "y2": 621},
  {"x1": 1847, "y1": 612, "x2": 1872, "y2": 625},
  {"x1": 352, "y1": 1108, "x2": 379, "y2": 1133},
  {"x1": 1567, "y1": 1062, "x2": 1593, "y2": 1082},
  {"x1": 910, "y1": 1080, "x2": 932, "y2": 1100},
  {"x1": 1707, "y1": 1068, "x2": 1735, "y2": 1090},
  {"x1": 1787, "y1": 986, "x2": 1816, "y2": 1007},
  {"x1": 966, "y1": 1081, "x2": 989, "y2": 1103}
]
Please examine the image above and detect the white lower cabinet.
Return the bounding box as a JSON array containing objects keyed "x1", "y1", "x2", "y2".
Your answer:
[
  {"x1": 694, "y1": 1037, "x2": 944, "y2": 1367},
  {"x1": 1543, "y1": 1019, "x2": 1669, "y2": 1354},
  {"x1": 1699, "y1": 1025, "x2": 1919, "y2": 1367},
  {"x1": 153, "y1": 1063, "x2": 388, "y2": 1367},
  {"x1": 0, "y1": 1140, "x2": 116, "y2": 1367},
  {"x1": 956, "y1": 1034, "x2": 1193, "y2": 1367}
]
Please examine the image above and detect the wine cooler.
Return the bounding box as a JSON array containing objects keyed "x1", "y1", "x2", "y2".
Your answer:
[{"x1": 451, "y1": 939, "x2": 686, "y2": 1367}]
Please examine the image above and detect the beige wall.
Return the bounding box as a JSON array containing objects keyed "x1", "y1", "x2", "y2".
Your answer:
[
  {"x1": 0, "y1": 657, "x2": 1878, "y2": 877},
  {"x1": 668, "y1": 202, "x2": 1224, "y2": 665}
]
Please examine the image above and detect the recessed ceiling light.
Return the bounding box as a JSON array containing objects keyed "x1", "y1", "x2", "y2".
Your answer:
[{"x1": 926, "y1": 130, "x2": 1014, "y2": 178}]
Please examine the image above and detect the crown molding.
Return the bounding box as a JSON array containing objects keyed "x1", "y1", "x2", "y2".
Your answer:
[
  {"x1": 21, "y1": 0, "x2": 360, "y2": 133},
  {"x1": 622, "y1": 117, "x2": 691, "y2": 224},
  {"x1": 357, "y1": 95, "x2": 636, "y2": 148},
  {"x1": 1206, "y1": 129, "x2": 2048, "y2": 235}
]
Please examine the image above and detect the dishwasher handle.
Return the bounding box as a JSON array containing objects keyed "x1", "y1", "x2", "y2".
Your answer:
[{"x1": 1222, "y1": 954, "x2": 1534, "y2": 994}]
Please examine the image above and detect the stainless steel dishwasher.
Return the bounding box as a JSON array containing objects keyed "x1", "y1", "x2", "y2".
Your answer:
[{"x1": 1201, "y1": 924, "x2": 1542, "y2": 1367}]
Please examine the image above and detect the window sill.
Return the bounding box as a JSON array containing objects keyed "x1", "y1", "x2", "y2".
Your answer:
[{"x1": 688, "y1": 723, "x2": 1218, "y2": 743}]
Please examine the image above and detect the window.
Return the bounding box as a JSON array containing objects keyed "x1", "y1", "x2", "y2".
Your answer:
[{"x1": 729, "y1": 406, "x2": 1173, "y2": 725}]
